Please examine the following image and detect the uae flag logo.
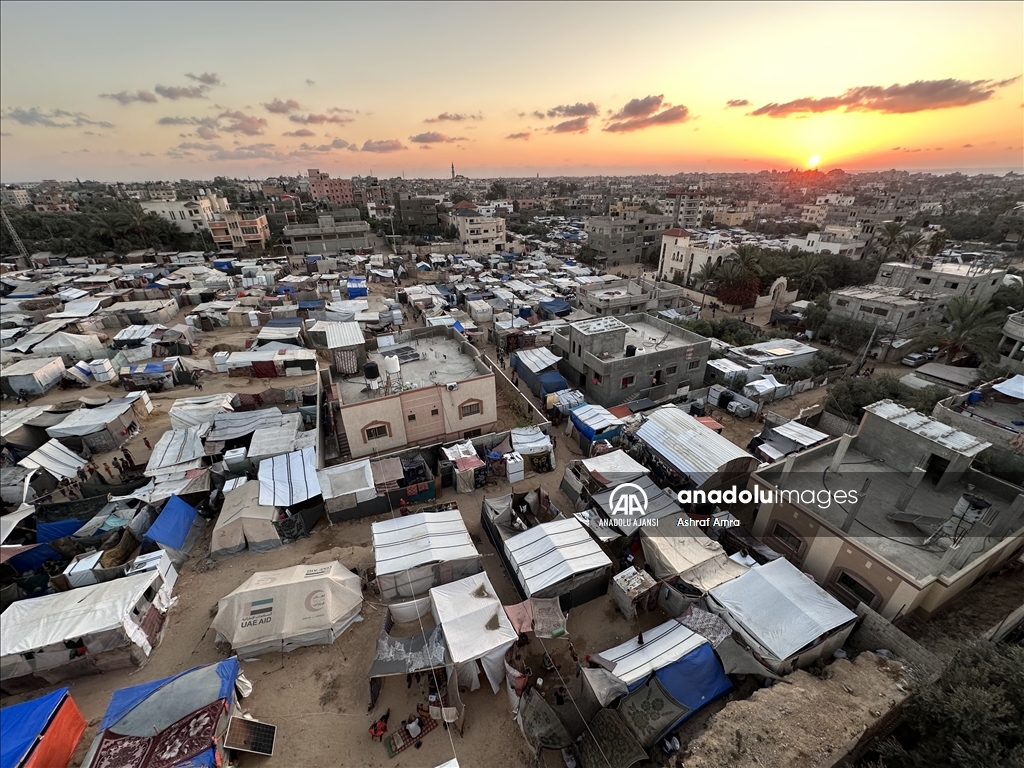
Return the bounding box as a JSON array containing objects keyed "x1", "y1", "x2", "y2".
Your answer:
[{"x1": 245, "y1": 598, "x2": 273, "y2": 618}]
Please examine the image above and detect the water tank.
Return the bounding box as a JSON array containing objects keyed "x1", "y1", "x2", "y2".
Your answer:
[
  {"x1": 718, "y1": 391, "x2": 734, "y2": 408},
  {"x1": 383, "y1": 355, "x2": 401, "y2": 375},
  {"x1": 625, "y1": 345, "x2": 637, "y2": 357},
  {"x1": 952, "y1": 493, "x2": 990, "y2": 524},
  {"x1": 363, "y1": 361, "x2": 380, "y2": 380},
  {"x1": 968, "y1": 390, "x2": 982, "y2": 404},
  {"x1": 378, "y1": 309, "x2": 393, "y2": 323}
]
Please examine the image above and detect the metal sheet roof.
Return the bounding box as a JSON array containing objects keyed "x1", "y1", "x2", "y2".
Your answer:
[
  {"x1": 863, "y1": 400, "x2": 992, "y2": 456},
  {"x1": 772, "y1": 421, "x2": 830, "y2": 447},
  {"x1": 513, "y1": 347, "x2": 561, "y2": 373},
  {"x1": 636, "y1": 407, "x2": 755, "y2": 487},
  {"x1": 371, "y1": 510, "x2": 478, "y2": 576},
  {"x1": 504, "y1": 517, "x2": 611, "y2": 596},
  {"x1": 308, "y1": 320, "x2": 364, "y2": 349}
]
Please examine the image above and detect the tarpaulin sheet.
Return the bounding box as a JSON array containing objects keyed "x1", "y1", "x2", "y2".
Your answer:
[
  {"x1": 258, "y1": 446, "x2": 321, "y2": 507},
  {"x1": 653, "y1": 643, "x2": 733, "y2": 724},
  {"x1": 593, "y1": 619, "x2": 707, "y2": 689},
  {"x1": 18, "y1": 439, "x2": 85, "y2": 479},
  {"x1": 144, "y1": 495, "x2": 198, "y2": 551},
  {"x1": 0, "y1": 687, "x2": 85, "y2": 768}
]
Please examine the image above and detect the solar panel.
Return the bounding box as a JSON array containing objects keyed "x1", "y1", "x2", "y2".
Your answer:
[{"x1": 224, "y1": 717, "x2": 277, "y2": 756}]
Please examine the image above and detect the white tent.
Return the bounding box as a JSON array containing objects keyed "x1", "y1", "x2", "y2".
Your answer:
[
  {"x1": 430, "y1": 572, "x2": 518, "y2": 693},
  {"x1": 639, "y1": 528, "x2": 748, "y2": 590},
  {"x1": 592, "y1": 619, "x2": 707, "y2": 688},
  {"x1": 993, "y1": 374, "x2": 1024, "y2": 400},
  {"x1": 210, "y1": 481, "x2": 282, "y2": 560},
  {"x1": 258, "y1": 446, "x2": 321, "y2": 507},
  {"x1": 707, "y1": 557, "x2": 857, "y2": 673},
  {"x1": 145, "y1": 427, "x2": 206, "y2": 477},
  {"x1": 372, "y1": 509, "x2": 481, "y2": 601},
  {"x1": 1, "y1": 357, "x2": 65, "y2": 397},
  {"x1": 211, "y1": 561, "x2": 362, "y2": 657},
  {"x1": 580, "y1": 450, "x2": 649, "y2": 479},
  {"x1": 318, "y1": 458, "x2": 376, "y2": 521},
  {"x1": 0, "y1": 571, "x2": 170, "y2": 681},
  {"x1": 503, "y1": 516, "x2": 611, "y2": 601},
  {"x1": 168, "y1": 393, "x2": 236, "y2": 430},
  {"x1": 18, "y1": 438, "x2": 85, "y2": 479}
]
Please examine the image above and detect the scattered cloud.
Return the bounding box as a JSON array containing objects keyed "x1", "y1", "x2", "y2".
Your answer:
[
  {"x1": 360, "y1": 139, "x2": 406, "y2": 152},
  {"x1": 178, "y1": 141, "x2": 221, "y2": 151},
  {"x1": 166, "y1": 149, "x2": 193, "y2": 159},
  {"x1": 210, "y1": 142, "x2": 279, "y2": 160},
  {"x1": 749, "y1": 76, "x2": 1022, "y2": 117},
  {"x1": 218, "y1": 110, "x2": 268, "y2": 136},
  {"x1": 138, "y1": 152, "x2": 154, "y2": 157},
  {"x1": 605, "y1": 104, "x2": 690, "y2": 132},
  {"x1": 288, "y1": 112, "x2": 353, "y2": 125},
  {"x1": 409, "y1": 132, "x2": 467, "y2": 143},
  {"x1": 546, "y1": 102, "x2": 599, "y2": 118},
  {"x1": 547, "y1": 117, "x2": 590, "y2": 134},
  {"x1": 962, "y1": 143, "x2": 974, "y2": 148},
  {"x1": 185, "y1": 72, "x2": 222, "y2": 86},
  {"x1": 328, "y1": 107, "x2": 358, "y2": 114},
  {"x1": 532, "y1": 111, "x2": 545, "y2": 120},
  {"x1": 196, "y1": 125, "x2": 220, "y2": 140},
  {"x1": 506, "y1": 132, "x2": 531, "y2": 140},
  {"x1": 293, "y1": 138, "x2": 353, "y2": 153},
  {"x1": 305, "y1": 79, "x2": 316, "y2": 86},
  {"x1": 609, "y1": 95, "x2": 664, "y2": 120},
  {"x1": 100, "y1": 90, "x2": 157, "y2": 105},
  {"x1": 2, "y1": 107, "x2": 113, "y2": 129},
  {"x1": 725, "y1": 99, "x2": 750, "y2": 108},
  {"x1": 420, "y1": 145, "x2": 432, "y2": 150},
  {"x1": 284, "y1": 128, "x2": 316, "y2": 137},
  {"x1": 154, "y1": 84, "x2": 209, "y2": 100},
  {"x1": 424, "y1": 112, "x2": 482, "y2": 123},
  {"x1": 263, "y1": 98, "x2": 301, "y2": 114}
]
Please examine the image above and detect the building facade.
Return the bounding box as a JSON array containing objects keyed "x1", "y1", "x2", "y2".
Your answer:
[
  {"x1": 997, "y1": 311, "x2": 1024, "y2": 373},
  {"x1": 208, "y1": 210, "x2": 270, "y2": 250},
  {"x1": 575, "y1": 277, "x2": 693, "y2": 317},
  {"x1": 584, "y1": 212, "x2": 673, "y2": 266},
  {"x1": 280, "y1": 215, "x2": 371, "y2": 255},
  {"x1": 873, "y1": 261, "x2": 1007, "y2": 304},
  {"x1": 658, "y1": 228, "x2": 733, "y2": 285},
  {"x1": 142, "y1": 192, "x2": 229, "y2": 234},
  {"x1": 308, "y1": 169, "x2": 354, "y2": 206},
  {"x1": 1, "y1": 187, "x2": 32, "y2": 208},
  {"x1": 394, "y1": 193, "x2": 441, "y2": 231},
  {"x1": 455, "y1": 210, "x2": 506, "y2": 254},
  {"x1": 828, "y1": 285, "x2": 946, "y2": 334},
  {"x1": 665, "y1": 187, "x2": 707, "y2": 229}
]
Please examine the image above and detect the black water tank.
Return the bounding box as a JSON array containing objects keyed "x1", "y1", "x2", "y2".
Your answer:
[
  {"x1": 363, "y1": 361, "x2": 380, "y2": 379},
  {"x1": 625, "y1": 345, "x2": 637, "y2": 357},
  {"x1": 719, "y1": 391, "x2": 734, "y2": 408},
  {"x1": 689, "y1": 402, "x2": 705, "y2": 417}
]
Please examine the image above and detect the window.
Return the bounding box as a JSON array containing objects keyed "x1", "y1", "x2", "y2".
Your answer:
[
  {"x1": 621, "y1": 374, "x2": 635, "y2": 388},
  {"x1": 916, "y1": 277, "x2": 932, "y2": 285},
  {"x1": 835, "y1": 299, "x2": 849, "y2": 307},
  {"x1": 460, "y1": 401, "x2": 482, "y2": 418},
  {"x1": 944, "y1": 281, "x2": 959, "y2": 289},
  {"x1": 666, "y1": 365, "x2": 678, "y2": 375},
  {"x1": 463, "y1": 428, "x2": 483, "y2": 439},
  {"x1": 828, "y1": 569, "x2": 881, "y2": 610},
  {"x1": 769, "y1": 522, "x2": 804, "y2": 560},
  {"x1": 431, "y1": 408, "x2": 439, "y2": 416},
  {"x1": 407, "y1": 414, "x2": 416, "y2": 422},
  {"x1": 365, "y1": 424, "x2": 389, "y2": 441},
  {"x1": 906, "y1": 311, "x2": 916, "y2": 318},
  {"x1": 687, "y1": 361, "x2": 700, "y2": 370}
]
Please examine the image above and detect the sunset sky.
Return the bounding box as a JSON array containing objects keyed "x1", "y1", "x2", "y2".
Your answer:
[{"x1": 1, "y1": 1, "x2": 1021, "y2": 181}]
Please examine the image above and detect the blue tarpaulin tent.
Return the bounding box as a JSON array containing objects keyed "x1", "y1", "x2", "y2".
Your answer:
[
  {"x1": 144, "y1": 495, "x2": 198, "y2": 553},
  {"x1": 538, "y1": 371, "x2": 569, "y2": 398},
  {"x1": 570, "y1": 404, "x2": 624, "y2": 442},
  {"x1": 84, "y1": 658, "x2": 239, "y2": 768},
  {"x1": 347, "y1": 277, "x2": 367, "y2": 298},
  {"x1": 654, "y1": 643, "x2": 733, "y2": 722},
  {"x1": 1, "y1": 687, "x2": 85, "y2": 768},
  {"x1": 539, "y1": 298, "x2": 572, "y2": 318}
]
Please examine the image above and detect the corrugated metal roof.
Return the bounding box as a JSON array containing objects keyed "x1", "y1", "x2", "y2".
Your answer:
[
  {"x1": 371, "y1": 510, "x2": 478, "y2": 576},
  {"x1": 863, "y1": 400, "x2": 992, "y2": 456},
  {"x1": 113, "y1": 324, "x2": 164, "y2": 342},
  {"x1": 636, "y1": 407, "x2": 755, "y2": 487},
  {"x1": 773, "y1": 421, "x2": 830, "y2": 447},
  {"x1": 514, "y1": 347, "x2": 561, "y2": 373},
  {"x1": 504, "y1": 517, "x2": 611, "y2": 596},
  {"x1": 308, "y1": 320, "x2": 364, "y2": 349}
]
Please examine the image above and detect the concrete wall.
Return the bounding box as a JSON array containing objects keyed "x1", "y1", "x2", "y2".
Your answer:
[
  {"x1": 846, "y1": 604, "x2": 943, "y2": 682},
  {"x1": 855, "y1": 411, "x2": 967, "y2": 476}
]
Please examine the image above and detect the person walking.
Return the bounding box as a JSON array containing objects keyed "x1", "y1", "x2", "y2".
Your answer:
[
  {"x1": 16, "y1": 389, "x2": 28, "y2": 404},
  {"x1": 86, "y1": 463, "x2": 96, "y2": 478},
  {"x1": 121, "y1": 447, "x2": 134, "y2": 465},
  {"x1": 143, "y1": 437, "x2": 152, "y2": 451},
  {"x1": 76, "y1": 466, "x2": 88, "y2": 483},
  {"x1": 102, "y1": 462, "x2": 113, "y2": 479}
]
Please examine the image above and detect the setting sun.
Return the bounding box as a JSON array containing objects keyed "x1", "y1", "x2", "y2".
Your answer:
[{"x1": 808, "y1": 155, "x2": 821, "y2": 168}]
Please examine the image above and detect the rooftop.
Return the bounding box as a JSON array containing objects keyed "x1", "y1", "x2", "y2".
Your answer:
[
  {"x1": 755, "y1": 446, "x2": 1023, "y2": 580},
  {"x1": 832, "y1": 285, "x2": 947, "y2": 306},
  {"x1": 334, "y1": 334, "x2": 485, "y2": 405},
  {"x1": 571, "y1": 316, "x2": 630, "y2": 336},
  {"x1": 880, "y1": 261, "x2": 1006, "y2": 277},
  {"x1": 864, "y1": 400, "x2": 992, "y2": 455}
]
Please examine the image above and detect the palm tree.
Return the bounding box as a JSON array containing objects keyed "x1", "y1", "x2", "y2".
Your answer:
[
  {"x1": 715, "y1": 260, "x2": 743, "y2": 288},
  {"x1": 912, "y1": 297, "x2": 1005, "y2": 364},
  {"x1": 693, "y1": 259, "x2": 718, "y2": 290},
  {"x1": 896, "y1": 232, "x2": 926, "y2": 263},
  {"x1": 926, "y1": 231, "x2": 949, "y2": 258},
  {"x1": 791, "y1": 253, "x2": 827, "y2": 298},
  {"x1": 730, "y1": 243, "x2": 763, "y2": 277},
  {"x1": 114, "y1": 203, "x2": 154, "y2": 241},
  {"x1": 877, "y1": 221, "x2": 905, "y2": 258},
  {"x1": 87, "y1": 213, "x2": 119, "y2": 247}
]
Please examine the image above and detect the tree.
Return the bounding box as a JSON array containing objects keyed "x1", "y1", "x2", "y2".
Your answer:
[
  {"x1": 912, "y1": 297, "x2": 1005, "y2": 364},
  {"x1": 693, "y1": 260, "x2": 718, "y2": 290},
  {"x1": 792, "y1": 253, "x2": 828, "y2": 298},
  {"x1": 803, "y1": 292, "x2": 831, "y2": 332},
  {"x1": 819, "y1": 315, "x2": 875, "y2": 351},
  {"x1": 878, "y1": 221, "x2": 906, "y2": 258},
  {"x1": 451, "y1": 192, "x2": 471, "y2": 205},
  {"x1": 926, "y1": 230, "x2": 949, "y2": 257},
  {"x1": 730, "y1": 244, "x2": 764, "y2": 277},
  {"x1": 485, "y1": 181, "x2": 508, "y2": 201},
  {"x1": 876, "y1": 641, "x2": 1024, "y2": 768},
  {"x1": 897, "y1": 232, "x2": 926, "y2": 262}
]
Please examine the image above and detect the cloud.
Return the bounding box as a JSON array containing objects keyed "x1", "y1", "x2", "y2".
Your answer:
[
  {"x1": 424, "y1": 112, "x2": 482, "y2": 122},
  {"x1": 532, "y1": 111, "x2": 545, "y2": 120},
  {"x1": 293, "y1": 138, "x2": 353, "y2": 153},
  {"x1": 749, "y1": 76, "x2": 1022, "y2": 117},
  {"x1": 284, "y1": 128, "x2": 316, "y2": 137},
  {"x1": 2, "y1": 107, "x2": 113, "y2": 129},
  {"x1": 604, "y1": 104, "x2": 690, "y2": 132},
  {"x1": 210, "y1": 142, "x2": 279, "y2": 160},
  {"x1": 409, "y1": 132, "x2": 467, "y2": 143},
  {"x1": 962, "y1": 143, "x2": 974, "y2": 148},
  {"x1": 218, "y1": 110, "x2": 268, "y2": 135},
  {"x1": 610, "y1": 95, "x2": 664, "y2": 120},
  {"x1": 264, "y1": 98, "x2": 301, "y2": 114},
  {"x1": 196, "y1": 125, "x2": 220, "y2": 140},
  {"x1": 360, "y1": 139, "x2": 405, "y2": 152},
  {"x1": 546, "y1": 102, "x2": 599, "y2": 118},
  {"x1": 100, "y1": 90, "x2": 157, "y2": 105},
  {"x1": 185, "y1": 72, "x2": 222, "y2": 86},
  {"x1": 547, "y1": 117, "x2": 590, "y2": 134},
  {"x1": 289, "y1": 113, "x2": 353, "y2": 124},
  {"x1": 420, "y1": 145, "x2": 432, "y2": 150},
  {"x1": 328, "y1": 107, "x2": 357, "y2": 114},
  {"x1": 725, "y1": 99, "x2": 750, "y2": 108},
  {"x1": 155, "y1": 84, "x2": 209, "y2": 100},
  {"x1": 178, "y1": 141, "x2": 221, "y2": 151},
  {"x1": 157, "y1": 115, "x2": 213, "y2": 126},
  {"x1": 506, "y1": 132, "x2": 531, "y2": 140},
  {"x1": 306, "y1": 79, "x2": 316, "y2": 86}
]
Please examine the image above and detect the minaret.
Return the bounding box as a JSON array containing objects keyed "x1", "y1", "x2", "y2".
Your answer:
[{"x1": 451, "y1": 163, "x2": 455, "y2": 181}]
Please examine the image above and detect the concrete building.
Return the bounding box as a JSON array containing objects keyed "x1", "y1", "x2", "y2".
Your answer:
[
  {"x1": 658, "y1": 228, "x2": 733, "y2": 285},
  {"x1": 1, "y1": 187, "x2": 32, "y2": 208},
  {"x1": 816, "y1": 193, "x2": 856, "y2": 207},
  {"x1": 575, "y1": 277, "x2": 693, "y2": 317},
  {"x1": 727, "y1": 338, "x2": 819, "y2": 371},
  {"x1": 750, "y1": 400, "x2": 1024, "y2": 620},
  {"x1": 997, "y1": 311, "x2": 1024, "y2": 373},
  {"x1": 394, "y1": 193, "x2": 441, "y2": 231},
  {"x1": 208, "y1": 210, "x2": 270, "y2": 250},
  {"x1": 455, "y1": 209, "x2": 506, "y2": 254},
  {"x1": 584, "y1": 212, "x2": 673, "y2": 266},
  {"x1": 665, "y1": 187, "x2": 708, "y2": 229},
  {"x1": 786, "y1": 230, "x2": 864, "y2": 258},
  {"x1": 552, "y1": 314, "x2": 710, "y2": 407},
  {"x1": 473, "y1": 200, "x2": 514, "y2": 217},
  {"x1": 146, "y1": 186, "x2": 176, "y2": 202},
  {"x1": 308, "y1": 169, "x2": 353, "y2": 206},
  {"x1": 828, "y1": 285, "x2": 947, "y2": 334},
  {"x1": 713, "y1": 209, "x2": 749, "y2": 227},
  {"x1": 280, "y1": 214, "x2": 371, "y2": 255},
  {"x1": 332, "y1": 329, "x2": 496, "y2": 458},
  {"x1": 874, "y1": 261, "x2": 1007, "y2": 303},
  {"x1": 142, "y1": 192, "x2": 229, "y2": 234}
]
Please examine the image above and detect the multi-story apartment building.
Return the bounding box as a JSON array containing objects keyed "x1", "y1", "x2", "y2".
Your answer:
[
  {"x1": 575, "y1": 276, "x2": 693, "y2": 317},
  {"x1": 665, "y1": 187, "x2": 707, "y2": 228},
  {"x1": 455, "y1": 210, "x2": 506, "y2": 254},
  {"x1": 658, "y1": 228, "x2": 734, "y2": 285},
  {"x1": 209, "y1": 210, "x2": 270, "y2": 250},
  {"x1": 584, "y1": 211, "x2": 672, "y2": 266},
  {"x1": 873, "y1": 261, "x2": 1007, "y2": 304},
  {"x1": 142, "y1": 191, "x2": 229, "y2": 234},
  {"x1": 146, "y1": 186, "x2": 177, "y2": 202},
  {"x1": 828, "y1": 285, "x2": 947, "y2": 334},
  {"x1": 786, "y1": 230, "x2": 864, "y2": 258},
  {"x1": 1, "y1": 186, "x2": 32, "y2": 208},
  {"x1": 308, "y1": 168, "x2": 354, "y2": 206},
  {"x1": 394, "y1": 193, "x2": 440, "y2": 231},
  {"x1": 280, "y1": 214, "x2": 370, "y2": 255}
]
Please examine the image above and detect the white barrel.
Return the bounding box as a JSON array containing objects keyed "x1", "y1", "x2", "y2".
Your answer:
[{"x1": 383, "y1": 355, "x2": 401, "y2": 375}]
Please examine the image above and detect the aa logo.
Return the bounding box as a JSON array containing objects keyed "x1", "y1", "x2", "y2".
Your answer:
[{"x1": 608, "y1": 483, "x2": 649, "y2": 516}]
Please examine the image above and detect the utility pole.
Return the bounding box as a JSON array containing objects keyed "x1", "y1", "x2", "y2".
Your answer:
[
  {"x1": 855, "y1": 322, "x2": 880, "y2": 376},
  {"x1": 1, "y1": 206, "x2": 29, "y2": 261}
]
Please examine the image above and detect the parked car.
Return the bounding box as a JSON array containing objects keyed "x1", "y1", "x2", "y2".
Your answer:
[
  {"x1": 902, "y1": 353, "x2": 927, "y2": 367},
  {"x1": 923, "y1": 346, "x2": 940, "y2": 360}
]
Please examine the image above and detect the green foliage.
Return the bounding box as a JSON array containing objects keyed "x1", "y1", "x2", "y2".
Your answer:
[
  {"x1": 911, "y1": 297, "x2": 1004, "y2": 364},
  {"x1": 990, "y1": 282, "x2": 1024, "y2": 314},
  {"x1": 819, "y1": 315, "x2": 875, "y2": 351},
  {"x1": 729, "y1": 373, "x2": 749, "y2": 393},
  {"x1": 485, "y1": 180, "x2": 508, "y2": 201},
  {"x1": 877, "y1": 641, "x2": 1024, "y2": 768},
  {"x1": 677, "y1": 316, "x2": 762, "y2": 347},
  {"x1": 451, "y1": 192, "x2": 471, "y2": 205},
  {"x1": 803, "y1": 293, "x2": 831, "y2": 332},
  {"x1": 824, "y1": 374, "x2": 907, "y2": 421}
]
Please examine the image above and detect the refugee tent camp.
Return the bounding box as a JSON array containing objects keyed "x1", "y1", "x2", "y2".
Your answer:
[
  {"x1": 212, "y1": 562, "x2": 362, "y2": 657},
  {"x1": 0, "y1": 357, "x2": 65, "y2": 397},
  {"x1": 81, "y1": 658, "x2": 241, "y2": 768},
  {"x1": 706, "y1": 557, "x2": 858, "y2": 673},
  {"x1": 430, "y1": 571, "x2": 518, "y2": 693},
  {"x1": 143, "y1": 494, "x2": 201, "y2": 560},
  {"x1": 210, "y1": 481, "x2": 283, "y2": 560},
  {"x1": 638, "y1": 527, "x2": 748, "y2": 591},
  {"x1": 0, "y1": 570, "x2": 171, "y2": 682},
  {"x1": 0, "y1": 686, "x2": 86, "y2": 768}
]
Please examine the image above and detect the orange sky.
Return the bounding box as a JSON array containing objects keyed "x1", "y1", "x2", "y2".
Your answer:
[{"x1": 1, "y1": 1, "x2": 1021, "y2": 180}]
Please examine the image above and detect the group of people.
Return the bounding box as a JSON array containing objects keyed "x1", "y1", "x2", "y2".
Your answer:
[{"x1": 101, "y1": 447, "x2": 136, "y2": 481}]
